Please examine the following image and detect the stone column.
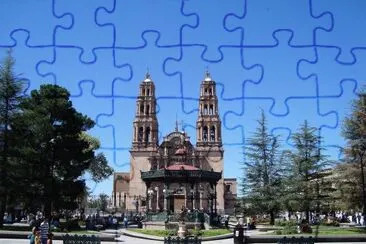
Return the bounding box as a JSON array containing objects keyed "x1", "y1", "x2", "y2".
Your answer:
[
  {"x1": 214, "y1": 183, "x2": 217, "y2": 214},
  {"x1": 199, "y1": 191, "x2": 203, "y2": 210},
  {"x1": 193, "y1": 186, "x2": 197, "y2": 210},
  {"x1": 155, "y1": 187, "x2": 159, "y2": 211},
  {"x1": 145, "y1": 184, "x2": 149, "y2": 212},
  {"x1": 164, "y1": 183, "x2": 168, "y2": 211},
  {"x1": 184, "y1": 184, "x2": 188, "y2": 208}
]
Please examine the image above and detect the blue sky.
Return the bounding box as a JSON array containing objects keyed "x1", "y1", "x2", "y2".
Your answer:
[{"x1": 1, "y1": 0, "x2": 365, "y2": 196}]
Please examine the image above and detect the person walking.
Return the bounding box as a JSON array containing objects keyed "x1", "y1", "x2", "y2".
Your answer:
[
  {"x1": 28, "y1": 227, "x2": 38, "y2": 244},
  {"x1": 39, "y1": 218, "x2": 49, "y2": 244}
]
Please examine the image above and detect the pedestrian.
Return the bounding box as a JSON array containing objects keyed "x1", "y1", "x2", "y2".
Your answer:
[
  {"x1": 39, "y1": 218, "x2": 49, "y2": 244},
  {"x1": 28, "y1": 226, "x2": 38, "y2": 244},
  {"x1": 123, "y1": 216, "x2": 128, "y2": 228},
  {"x1": 47, "y1": 232, "x2": 54, "y2": 244}
]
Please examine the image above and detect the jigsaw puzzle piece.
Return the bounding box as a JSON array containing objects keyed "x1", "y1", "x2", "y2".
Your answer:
[
  {"x1": 96, "y1": 97, "x2": 137, "y2": 150},
  {"x1": 181, "y1": 0, "x2": 244, "y2": 61},
  {"x1": 298, "y1": 47, "x2": 366, "y2": 96},
  {"x1": 0, "y1": 0, "x2": 72, "y2": 46},
  {"x1": 242, "y1": 31, "x2": 317, "y2": 115},
  {"x1": 225, "y1": 0, "x2": 332, "y2": 46},
  {"x1": 313, "y1": 0, "x2": 366, "y2": 63},
  {"x1": 113, "y1": 32, "x2": 180, "y2": 98},
  {"x1": 96, "y1": 0, "x2": 196, "y2": 48},
  {"x1": 71, "y1": 81, "x2": 114, "y2": 147},
  {"x1": 54, "y1": 0, "x2": 114, "y2": 63},
  {"x1": 223, "y1": 98, "x2": 273, "y2": 146},
  {"x1": 224, "y1": 97, "x2": 337, "y2": 151},
  {"x1": 37, "y1": 47, "x2": 131, "y2": 96},
  {"x1": 84, "y1": 149, "x2": 115, "y2": 195},
  {"x1": 0, "y1": 31, "x2": 54, "y2": 94},
  {"x1": 164, "y1": 45, "x2": 262, "y2": 115},
  {"x1": 156, "y1": 97, "x2": 196, "y2": 141},
  {"x1": 317, "y1": 80, "x2": 358, "y2": 160}
]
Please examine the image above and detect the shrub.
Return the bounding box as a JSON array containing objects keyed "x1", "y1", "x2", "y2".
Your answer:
[
  {"x1": 274, "y1": 220, "x2": 298, "y2": 235},
  {"x1": 188, "y1": 229, "x2": 203, "y2": 237},
  {"x1": 59, "y1": 219, "x2": 81, "y2": 232}
]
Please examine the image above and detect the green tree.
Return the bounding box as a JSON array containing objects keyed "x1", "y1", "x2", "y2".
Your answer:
[
  {"x1": 11, "y1": 84, "x2": 96, "y2": 218},
  {"x1": 79, "y1": 132, "x2": 114, "y2": 183},
  {"x1": 87, "y1": 193, "x2": 109, "y2": 213},
  {"x1": 342, "y1": 92, "x2": 366, "y2": 225},
  {"x1": 241, "y1": 112, "x2": 283, "y2": 225},
  {"x1": 288, "y1": 121, "x2": 329, "y2": 222},
  {"x1": 0, "y1": 50, "x2": 24, "y2": 227}
]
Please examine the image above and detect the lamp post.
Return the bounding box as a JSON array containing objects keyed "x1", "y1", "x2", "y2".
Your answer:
[
  {"x1": 190, "y1": 189, "x2": 195, "y2": 210},
  {"x1": 147, "y1": 189, "x2": 154, "y2": 213},
  {"x1": 154, "y1": 186, "x2": 159, "y2": 212}
]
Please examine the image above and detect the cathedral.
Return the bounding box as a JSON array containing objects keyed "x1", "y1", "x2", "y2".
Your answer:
[{"x1": 112, "y1": 71, "x2": 237, "y2": 215}]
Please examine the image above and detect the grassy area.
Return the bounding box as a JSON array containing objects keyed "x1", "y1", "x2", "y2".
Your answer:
[
  {"x1": 0, "y1": 226, "x2": 99, "y2": 235},
  {"x1": 129, "y1": 228, "x2": 231, "y2": 237},
  {"x1": 129, "y1": 229, "x2": 174, "y2": 237},
  {"x1": 313, "y1": 226, "x2": 366, "y2": 235},
  {"x1": 200, "y1": 229, "x2": 231, "y2": 237},
  {"x1": 272, "y1": 224, "x2": 366, "y2": 236}
]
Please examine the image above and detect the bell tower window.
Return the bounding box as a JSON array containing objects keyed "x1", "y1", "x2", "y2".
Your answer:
[
  {"x1": 147, "y1": 88, "x2": 150, "y2": 96},
  {"x1": 203, "y1": 126, "x2": 208, "y2": 142},
  {"x1": 138, "y1": 127, "x2": 143, "y2": 142},
  {"x1": 209, "y1": 104, "x2": 213, "y2": 115},
  {"x1": 210, "y1": 126, "x2": 215, "y2": 141},
  {"x1": 140, "y1": 104, "x2": 144, "y2": 114},
  {"x1": 203, "y1": 105, "x2": 208, "y2": 115},
  {"x1": 146, "y1": 105, "x2": 150, "y2": 115},
  {"x1": 145, "y1": 127, "x2": 151, "y2": 143}
]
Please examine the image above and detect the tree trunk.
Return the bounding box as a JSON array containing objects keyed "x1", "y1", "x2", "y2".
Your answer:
[
  {"x1": 287, "y1": 210, "x2": 292, "y2": 220},
  {"x1": 270, "y1": 210, "x2": 275, "y2": 225},
  {"x1": 44, "y1": 201, "x2": 51, "y2": 220},
  {"x1": 305, "y1": 209, "x2": 310, "y2": 223},
  {"x1": 0, "y1": 198, "x2": 6, "y2": 227}
]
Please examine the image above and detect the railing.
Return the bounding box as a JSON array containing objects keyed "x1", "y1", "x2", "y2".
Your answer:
[
  {"x1": 164, "y1": 236, "x2": 201, "y2": 244},
  {"x1": 277, "y1": 236, "x2": 315, "y2": 244},
  {"x1": 63, "y1": 234, "x2": 100, "y2": 244},
  {"x1": 146, "y1": 211, "x2": 168, "y2": 222}
]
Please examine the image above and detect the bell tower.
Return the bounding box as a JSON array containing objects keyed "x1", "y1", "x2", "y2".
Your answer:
[
  {"x1": 196, "y1": 71, "x2": 222, "y2": 149},
  {"x1": 196, "y1": 70, "x2": 224, "y2": 213},
  {"x1": 132, "y1": 72, "x2": 159, "y2": 150}
]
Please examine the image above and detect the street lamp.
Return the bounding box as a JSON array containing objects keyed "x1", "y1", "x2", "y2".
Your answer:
[
  {"x1": 154, "y1": 186, "x2": 159, "y2": 211},
  {"x1": 147, "y1": 189, "x2": 154, "y2": 212},
  {"x1": 189, "y1": 189, "x2": 195, "y2": 210}
]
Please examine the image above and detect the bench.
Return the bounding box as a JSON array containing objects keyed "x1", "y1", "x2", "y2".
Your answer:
[
  {"x1": 277, "y1": 236, "x2": 314, "y2": 244},
  {"x1": 63, "y1": 234, "x2": 101, "y2": 244},
  {"x1": 164, "y1": 236, "x2": 201, "y2": 244}
]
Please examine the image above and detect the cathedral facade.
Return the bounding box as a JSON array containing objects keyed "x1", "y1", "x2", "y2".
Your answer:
[{"x1": 112, "y1": 72, "x2": 237, "y2": 214}]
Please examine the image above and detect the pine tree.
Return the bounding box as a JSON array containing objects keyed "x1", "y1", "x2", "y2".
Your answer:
[
  {"x1": 342, "y1": 92, "x2": 366, "y2": 225},
  {"x1": 288, "y1": 121, "x2": 329, "y2": 222},
  {"x1": 241, "y1": 112, "x2": 283, "y2": 225},
  {"x1": 0, "y1": 50, "x2": 24, "y2": 227},
  {"x1": 11, "y1": 84, "x2": 96, "y2": 218}
]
